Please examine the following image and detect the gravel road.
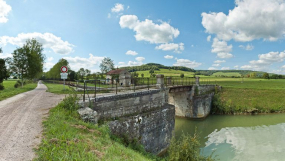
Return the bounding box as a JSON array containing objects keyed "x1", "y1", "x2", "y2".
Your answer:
[{"x1": 0, "y1": 81, "x2": 65, "y2": 161}]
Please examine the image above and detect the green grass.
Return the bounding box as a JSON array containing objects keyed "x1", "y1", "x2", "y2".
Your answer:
[
  {"x1": 135, "y1": 69, "x2": 195, "y2": 77},
  {"x1": 0, "y1": 80, "x2": 37, "y2": 101},
  {"x1": 44, "y1": 82, "x2": 79, "y2": 94},
  {"x1": 35, "y1": 97, "x2": 155, "y2": 161},
  {"x1": 212, "y1": 72, "x2": 241, "y2": 77},
  {"x1": 210, "y1": 78, "x2": 285, "y2": 114}
]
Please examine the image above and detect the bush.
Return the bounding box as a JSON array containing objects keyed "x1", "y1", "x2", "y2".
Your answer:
[
  {"x1": 13, "y1": 76, "x2": 17, "y2": 79},
  {"x1": 0, "y1": 84, "x2": 4, "y2": 90},
  {"x1": 168, "y1": 131, "x2": 214, "y2": 161},
  {"x1": 61, "y1": 94, "x2": 80, "y2": 112},
  {"x1": 14, "y1": 82, "x2": 20, "y2": 88}
]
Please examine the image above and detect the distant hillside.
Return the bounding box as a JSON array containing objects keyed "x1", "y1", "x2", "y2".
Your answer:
[{"x1": 120, "y1": 63, "x2": 195, "y2": 72}]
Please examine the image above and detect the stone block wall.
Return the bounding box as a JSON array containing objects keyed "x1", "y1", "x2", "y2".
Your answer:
[
  {"x1": 92, "y1": 89, "x2": 168, "y2": 120},
  {"x1": 109, "y1": 104, "x2": 175, "y2": 154}
]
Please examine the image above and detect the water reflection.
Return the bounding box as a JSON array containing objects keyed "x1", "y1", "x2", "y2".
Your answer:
[{"x1": 175, "y1": 114, "x2": 285, "y2": 161}]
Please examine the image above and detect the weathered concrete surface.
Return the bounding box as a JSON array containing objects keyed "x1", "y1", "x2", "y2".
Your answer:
[
  {"x1": 168, "y1": 85, "x2": 216, "y2": 119},
  {"x1": 92, "y1": 89, "x2": 168, "y2": 120},
  {"x1": 109, "y1": 104, "x2": 175, "y2": 154},
  {"x1": 0, "y1": 81, "x2": 65, "y2": 161},
  {"x1": 77, "y1": 107, "x2": 99, "y2": 123}
]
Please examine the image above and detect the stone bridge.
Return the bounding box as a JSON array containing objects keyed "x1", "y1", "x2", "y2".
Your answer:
[{"x1": 78, "y1": 75, "x2": 219, "y2": 155}]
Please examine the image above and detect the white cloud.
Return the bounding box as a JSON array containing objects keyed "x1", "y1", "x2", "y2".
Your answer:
[
  {"x1": 241, "y1": 50, "x2": 285, "y2": 71},
  {"x1": 207, "y1": 35, "x2": 211, "y2": 42},
  {"x1": 173, "y1": 58, "x2": 202, "y2": 68},
  {"x1": 119, "y1": 15, "x2": 180, "y2": 44},
  {"x1": 221, "y1": 67, "x2": 230, "y2": 70},
  {"x1": 125, "y1": 50, "x2": 138, "y2": 56},
  {"x1": 63, "y1": 53, "x2": 104, "y2": 72},
  {"x1": 47, "y1": 57, "x2": 53, "y2": 61},
  {"x1": 208, "y1": 67, "x2": 217, "y2": 70},
  {"x1": 155, "y1": 43, "x2": 184, "y2": 53},
  {"x1": 239, "y1": 44, "x2": 254, "y2": 50},
  {"x1": 214, "y1": 60, "x2": 226, "y2": 63},
  {"x1": 135, "y1": 56, "x2": 145, "y2": 62},
  {"x1": 201, "y1": 0, "x2": 285, "y2": 42},
  {"x1": 0, "y1": 52, "x2": 11, "y2": 58},
  {"x1": 44, "y1": 62, "x2": 55, "y2": 72},
  {"x1": 0, "y1": 0, "x2": 11, "y2": 23},
  {"x1": 211, "y1": 38, "x2": 233, "y2": 58},
  {"x1": 234, "y1": 65, "x2": 239, "y2": 69},
  {"x1": 0, "y1": 32, "x2": 74, "y2": 55},
  {"x1": 212, "y1": 64, "x2": 220, "y2": 67},
  {"x1": 111, "y1": 3, "x2": 124, "y2": 13},
  {"x1": 164, "y1": 55, "x2": 173, "y2": 59}
]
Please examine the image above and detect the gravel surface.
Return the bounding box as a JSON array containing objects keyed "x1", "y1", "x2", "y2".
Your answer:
[{"x1": 0, "y1": 81, "x2": 65, "y2": 161}]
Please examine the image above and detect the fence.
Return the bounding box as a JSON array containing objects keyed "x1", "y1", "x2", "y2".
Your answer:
[{"x1": 42, "y1": 76, "x2": 216, "y2": 102}]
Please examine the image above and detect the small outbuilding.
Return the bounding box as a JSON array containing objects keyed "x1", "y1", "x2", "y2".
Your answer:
[{"x1": 106, "y1": 69, "x2": 131, "y2": 87}]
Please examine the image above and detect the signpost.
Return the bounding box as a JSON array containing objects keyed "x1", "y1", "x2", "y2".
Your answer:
[{"x1": 61, "y1": 66, "x2": 68, "y2": 89}]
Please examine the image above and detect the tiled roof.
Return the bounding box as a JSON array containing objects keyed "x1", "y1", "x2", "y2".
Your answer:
[{"x1": 106, "y1": 69, "x2": 126, "y2": 75}]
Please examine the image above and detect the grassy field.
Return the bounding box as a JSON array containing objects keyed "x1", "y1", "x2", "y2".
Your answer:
[
  {"x1": 44, "y1": 82, "x2": 80, "y2": 94},
  {"x1": 135, "y1": 69, "x2": 195, "y2": 77},
  {"x1": 0, "y1": 80, "x2": 37, "y2": 101},
  {"x1": 35, "y1": 96, "x2": 156, "y2": 161},
  {"x1": 210, "y1": 78, "x2": 285, "y2": 114},
  {"x1": 212, "y1": 72, "x2": 241, "y2": 77}
]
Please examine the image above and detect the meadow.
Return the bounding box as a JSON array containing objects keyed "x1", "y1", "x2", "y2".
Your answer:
[
  {"x1": 0, "y1": 80, "x2": 37, "y2": 101},
  {"x1": 135, "y1": 69, "x2": 195, "y2": 77}
]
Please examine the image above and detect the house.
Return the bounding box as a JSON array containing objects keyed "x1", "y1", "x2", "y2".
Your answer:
[{"x1": 106, "y1": 69, "x2": 131, "y2": 87}]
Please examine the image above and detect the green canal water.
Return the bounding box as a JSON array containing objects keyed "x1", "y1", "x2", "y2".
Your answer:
[{"x1": 174, "y1": 113, "x2": 285, "y2": 161}]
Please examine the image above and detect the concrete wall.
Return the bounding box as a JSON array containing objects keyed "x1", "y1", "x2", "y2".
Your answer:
[
  {"x1": 109, "y1": 104, "x2": 175, "y2": 154},
  {"x1": 168, "y1": 85, "x2": 216, "y2": 119},
  {"x1": 92, "y1": 89, "x2": 168, "y2": 120}
]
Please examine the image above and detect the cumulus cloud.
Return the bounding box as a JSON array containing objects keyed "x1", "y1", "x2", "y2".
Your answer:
[
  {"x1": 0, "y1": 0, "x2": 11, "y2": 23},
  {"x1": 119, "y1": 15, "x2": 180, "y2": 44},
  {"x1": 118, "y1": 57, "x2": 145, "y2": 67},
  {"x1": 164, "y1": 55, "x2": 173, "y2": 59},
  {"x1": 211, "y1": 38, "x2": 233, "y2": 58},
  {"x1": 214, "y1": 60, "x2": 226, "y2": 63},
  {"x1": 212, "y1": 64, "x2": 220, "y2": 67},
  {"x1": 111, "y1": 3, "x2": 124, "y2": 13},
  {"x1": 173, "y1": 58, "x2": 202, "y2": 68},
  {"x1": 202, "y1": 0, "x2": 285, "y2": 42},
  {"x1": 0, "y1": 32, "x2": 74, "y2": 55},
  {"x1": 239, "y1": 44, "x2": 254, "y2": 50},
  {"x1": 234, "y1": 65, "x2": 239, "y2": 70},
  {"x1": 208, "y1": 67, "x2": 217, "y2": 70},
  {"x1": 221, "y1": 67, "x2": 230, "y2": 70},
  {"x1": 155, "y1": 43, "x2": 184, "y2": 53},
  {"x1": 241, "y1": 50, "x2": 285, "y2": 70},
  {"x1": 0, "y1": 52, "x2": 11, "y2": 58},
  {"x1": 125, "y1": 50, "x2": 138, "y2": 56},
  {"x1": 207, "y1": 35, "x2": 211, "y2": 42},
  {"x1": 63, "y1": 53, "x2": 104, "y2": 72}
]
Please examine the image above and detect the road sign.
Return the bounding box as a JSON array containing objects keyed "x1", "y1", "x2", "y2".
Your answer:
[
  {"x1": 61, "y1": 66, "x2": 68, "y2": 73},
  {"x1": 60, "y1": 73, "x2": 68, "y2": 79}
]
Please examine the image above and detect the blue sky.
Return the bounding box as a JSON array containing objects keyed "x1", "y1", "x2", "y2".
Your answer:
[{"x1": 0, "y1": 0, "x2": 285, "y2": 74}]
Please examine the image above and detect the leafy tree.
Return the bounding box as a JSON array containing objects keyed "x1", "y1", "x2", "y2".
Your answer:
[
  {"x1": 180, "y1": 73, "x2": 184, "y2": 78},
  {"x1": 141, "y1": 73, "x2": 144, "y2": 78},
  {"x1": 250, "y1": 72, "x2": 257, "y2": 78},
  {"x1": 45, "y1": 59, "x2": 69, "y2": 80},
  {"x1": 263, "y1": 73, "x2": 269, "y2": 79},
  {"x1": 99, "y1": 57, "x2": 114, "y2": 74},
  {"x1": 271, "y1": 74, "x2": 278, "y2": 79},
  {"x1": 8, "y1": 39, "x2": 45, "y2": 86},
  {"x1": 0, "y1": 58, "x2": 7, "y2": 90},
  {"x1": 68, "y1": 70, "x2": 77, "y2": 81},
  {"x1": 77, "y1": 68, "x2": 86, "y2": 80}
]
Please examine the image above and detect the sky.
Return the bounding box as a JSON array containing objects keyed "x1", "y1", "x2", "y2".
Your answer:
[{"x1": 0, "y1": 0, "x2": 285, "y2": 74}]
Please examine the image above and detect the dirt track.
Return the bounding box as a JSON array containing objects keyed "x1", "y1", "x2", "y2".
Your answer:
[{"x1": 0, "y1": 81, "x2": 65, "y2": 161}]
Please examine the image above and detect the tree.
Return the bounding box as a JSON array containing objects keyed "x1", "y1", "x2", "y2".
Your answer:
[
  {"x1": 250, "y1": 72, "x2": 257, "y2": 78},
  {"x1": 45, "y1": 59, "x2": 69, "y2": 80},
  {"x1": 263, "y1": 73, "x2": 269, "y2": 79},
  {"x1": 68, "y1": 70, "x2": 77, "y2": 81},
  {"x1": 77, "y1": 68, "x2": 86, "y2": 80},
  {"x1": 0, "y1": 58, "x2": 7, "y2": 90},
  {"x1": 99, "y1": 57, "x2": 114, "y2": 74},
  {"x1": 180, "y1": 73, "x2": 184, "y2": 78},
  {"x1": 141, "y1": 73, "x2": 144, "y2": 78},
  {"x1": 8, "y1": 39, "x2": 45, "y2": 86}
]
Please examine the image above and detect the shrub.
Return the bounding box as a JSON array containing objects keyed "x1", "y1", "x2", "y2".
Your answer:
[
  {"x1": 168, "y1": 131, "x2": 214, "y2": 161},
  {"x1": 61, "y1": 94, "x2": 80, "y2": 112},
  {"x1": 14, "y1": 82, "x2": 19, "y2": 88},
  {"x1": 0, "y1": 84, "x2": 4, "y2": 90}
]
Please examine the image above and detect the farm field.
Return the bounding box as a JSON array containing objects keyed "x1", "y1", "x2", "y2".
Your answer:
[
  {"x1": 210, "y1": 78, "x2": 285, "y2": 113},
  {"x1": 0, "y1": 80, "x2": 37, "y2": 101},
  {"x1": 135, "y1": 69, "x2": 195, "y2": 77},
  {"x1": 212, "y1": 72, "x2": 241, "y2": 77}
]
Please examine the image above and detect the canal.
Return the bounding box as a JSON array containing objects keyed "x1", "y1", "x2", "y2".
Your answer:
[{"x1": 175, "y1": 113, "x2": 285, "y2": 160}]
